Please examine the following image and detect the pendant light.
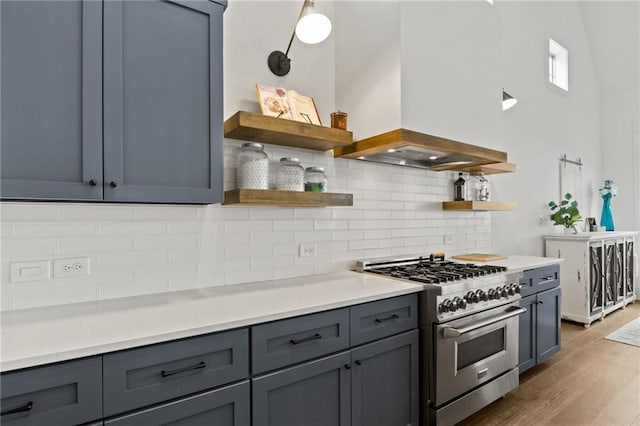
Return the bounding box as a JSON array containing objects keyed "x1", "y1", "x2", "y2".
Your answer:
[
  {"x1": 502, "y1": 90, "x2": 518, "y2": 111},
  {"x1": 268, "y1": 0, "x2": 332, "y2": 76}
]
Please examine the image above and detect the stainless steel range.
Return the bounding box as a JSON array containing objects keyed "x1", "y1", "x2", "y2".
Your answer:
[{"x1": 357, "y1": 254, "x2": 525, "y2": 426}]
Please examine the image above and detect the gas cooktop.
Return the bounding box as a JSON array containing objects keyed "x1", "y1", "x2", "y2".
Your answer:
[{"x1": 356, "y1": 255, "x2": 506, "y2": 284}]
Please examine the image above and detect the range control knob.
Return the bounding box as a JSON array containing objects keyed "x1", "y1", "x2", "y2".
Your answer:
[
  {"x1": 514, "y1": 284, "x2": 521, "y2": 294},
  {"x1": 487, "y1": 288, "x2": 497, "y2": 300},
  {"x1": 510, "y1": 283, "x2": 520, "y2": 294},
  {"x1": 476, "y1": 289, "x2": 488, "y2": 301},
  {"x1": 440, "y1": 299, "x2": 453, "y2": 312},
  {"x1": 500, "y1": 287, "x2": 509, "y2": 298},
  {"x1": 465, "y1": 291, "x2": 478, "y2": 304},
  {"x1": 453, "y1": 297, "x2": 466, "y2": 310}
]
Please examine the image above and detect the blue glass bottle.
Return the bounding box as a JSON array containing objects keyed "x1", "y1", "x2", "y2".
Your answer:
[{"x1": 600, "y1": 193, "x2": 615, "y2": 231}]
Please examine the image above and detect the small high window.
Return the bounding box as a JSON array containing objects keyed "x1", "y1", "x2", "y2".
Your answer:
[{"x1": 548, "y1": 39, "x2": 568, "y2": 91}]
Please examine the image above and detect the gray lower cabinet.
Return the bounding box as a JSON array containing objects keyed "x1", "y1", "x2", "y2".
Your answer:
[
  {"x1": 105, "y1": 381, "x2": 250, "y2": 426},
  {"x1": 0, "y1": 357, "x2": 102, "y2": 426},
  {"x1": 252, "y1": 351, "x2": 352, "y2": 426},
  {"x1": 518, "y1": 285, "x2": 561, "y2": 374},
  {"x1": 1, "y1": 0, "x2": 224, "y2": 204},
  {"x1": 103, "y1": 328, "x2": 248, "y2": 417},
  {"x1": 251, "y1": 329, "x2": 420, "y2": 426},
  {"x1": 351, "y1": 330, "x2": 419, "y2": 426}
]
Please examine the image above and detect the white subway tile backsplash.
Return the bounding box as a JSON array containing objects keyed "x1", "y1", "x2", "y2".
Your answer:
[
  {"x1": 13, "y1": 222, "x2": 96, "y2": 238},
  {"x1": 134, "y1": 235, "x2": 199, "y2": 250},
  {"x1": 294, "y1": 231, "x2": 332, "y2": 242},
  {"x1": 273, "y1": 220, "x2": 313, "y2": 232},
  {"x1": 2, "y1": 239, "x2": 57, "y2": 257},
  {"x1": 314, "y1": 220, "x2": 348, "y2": 231},
  {"x1": 134, "y1": 206, "x2": 200, "y2": 221},
  {"x1": 13, "y1": 283, "x2": 98, "y2": 310},
  {"x1": 99, "y1": 221, "x2": 167, "y2": 236},
  {"x1": 99, "y1": 250, "x2": 167, "y2": 267},
  {"x1": 1, "y1": 203, "x2": 57, "y2": 221},
  {"x1": 59, "y1": 205, "x2": 135, "y2": 221},
  {"x1": 1, "y1": 150, "x2": 493, "y2": 310}
]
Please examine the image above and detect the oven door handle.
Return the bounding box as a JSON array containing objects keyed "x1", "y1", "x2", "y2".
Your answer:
[{"x1": 441, "y1": 306, "x2": 527, "y2": 338}]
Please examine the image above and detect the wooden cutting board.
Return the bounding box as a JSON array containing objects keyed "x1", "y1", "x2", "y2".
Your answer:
[{"x1": 451, "y1": 253, "x2": 507, "y2": 262}]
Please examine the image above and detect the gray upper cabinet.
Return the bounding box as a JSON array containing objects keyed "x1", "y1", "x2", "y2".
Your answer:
[
  {"x1": 103, "y1": 0, "x2": 223, "y2": 204},
  {"x1": 0, "y1": 0, "x2": 103, "y2": 201},
  {"x1": 1, "y1": 0, "x2": 223, "y2": 204}
]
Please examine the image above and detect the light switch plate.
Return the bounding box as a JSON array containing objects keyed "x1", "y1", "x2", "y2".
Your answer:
[{"x1": 10, "y1": 260, "x2": 51, "y2": 283}]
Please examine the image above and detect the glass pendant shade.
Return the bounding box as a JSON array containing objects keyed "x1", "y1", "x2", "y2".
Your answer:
[{"x1": 295, "y1": 4, "x2": 332, "y2": 44}]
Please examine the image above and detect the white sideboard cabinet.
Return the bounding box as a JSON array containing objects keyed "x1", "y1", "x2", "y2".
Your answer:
[{"x1": 545, "y1": 231, "x2": 637, "y2": 327}]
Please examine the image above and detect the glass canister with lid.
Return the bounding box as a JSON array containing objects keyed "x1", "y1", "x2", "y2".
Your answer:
[
  {"x1": 304, "y1": 166, "x2": 328, "y2": 192},
  {"x1": 276, "y1": 157, "x2": 305, "y2": 191},
  {"x1": 237, "y1": 142, "x2": 269, "y2": 189}
]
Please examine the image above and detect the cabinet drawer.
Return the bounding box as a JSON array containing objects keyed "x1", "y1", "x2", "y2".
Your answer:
[
  {"x1": 103, "y1": 328, "x2": 248, "y2": 416},
  {"x1": 251, "y1": 308, "x2": 349, "y2": 375},
  {"x1": 1, "y1": 357, "x2": 102, "y2": 426},
  {"x1": 350, "y1": 294, "x2": 418, "y2": 346},
  {"x1": 105, "y1": 380, "x2": 249, "y2": 426},
  {"x1": 520, "y1": 265, "x2": 559, "y2": 297}
]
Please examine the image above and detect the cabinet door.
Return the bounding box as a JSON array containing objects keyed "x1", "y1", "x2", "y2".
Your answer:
[
  {"x1": 103, "y1": 0, "x2": 223, "y2": 203},
  {"x1": 351, "y1": 330, "x2": 419, "y2": 426},
  {"x1": 104, "y1": 381, "x2": 249, "y2": 426},
  {"x1": 589, "y1": 244, "x2": 604, "y2": 315},
  {"x1": 603, "y1": 241, "x2": 617, "y2": 307},
  {"x1": 614, "y1": 241, "x2": 625, "y2": 302},
  {"x1": 536, "y1": 287, "x2": 561, "y2": 364},
  {"x1": 252, "y1": 352, "x2": 351, "y2": 426},
  {"x1": 518, "y1": 294, "x2": 537, "y2": 374},
  {"x1": 625, "y1": 239, "x2": 635, "y2": 297},
  {"x1": 0, "y1": 0, "x2": 103, "y2": 200}
]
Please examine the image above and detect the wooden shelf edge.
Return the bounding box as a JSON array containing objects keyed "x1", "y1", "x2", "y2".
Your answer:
[
  {"x1": 442, "y1": 201, "x2": 517, "y2": 211},
  {"x1": 450, "y1": 162, "x2": 517, "y2": 175},
  {"x1": 224, "y1": 111, "x2": 353, "y2": 152},
  {"x1": 223, "y1": 189, "x2": 354, "y2": 207}
]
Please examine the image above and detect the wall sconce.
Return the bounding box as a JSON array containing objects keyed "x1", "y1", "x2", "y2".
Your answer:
[
  {"x1": 268, "y1": 0, "x2": 332, "y2": 77},
  {"x1": 502, "y1": 90, "x2": 518, "y2": 111}
]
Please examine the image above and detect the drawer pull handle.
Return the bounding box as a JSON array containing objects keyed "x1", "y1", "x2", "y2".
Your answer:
[
  {"x1": 541, "y1": 275, "x2": 556, "y2": 281},
  {"x1": 290, "y1": 333, "x2": 322, "y2": 345},
  {"x1": 375, "y1": 314, "x2": 399, "y2": 324},
  {"x1": 161, "y1": 361, "x2": 207, "y2": 377},
  {"x1": 1, "y1": 401, "x2": 33, "y2": 416}
]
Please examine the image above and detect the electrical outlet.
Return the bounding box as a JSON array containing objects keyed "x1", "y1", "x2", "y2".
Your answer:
[
  {"x1": 298, "y1": 243, "x2": 316, "y2": 257},
  {"x1": 53, "y1": 257, "x2": 90, "y2": 278},
  {"x1": 444, "y1": 235, "x2": 455, "y2": 244}
]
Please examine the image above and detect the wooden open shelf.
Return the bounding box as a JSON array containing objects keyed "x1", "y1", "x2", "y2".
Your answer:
[
  {"x1": 224, "y1": 111, "x2": 353, "y2": 152},
  {"x1": 442, "y1": 201, "x2": 517, "y2": 211},
  {"x1": 450, "y1": 162, "x2": 516, "y2": 175},
  {"x1": 224, "y1": 189, "x2": 353, "y2": 207}
]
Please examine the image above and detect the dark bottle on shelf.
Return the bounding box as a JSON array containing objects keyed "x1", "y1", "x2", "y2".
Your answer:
[{"x1": 454, "y1": 173, "x2": 466, "y2": 201}]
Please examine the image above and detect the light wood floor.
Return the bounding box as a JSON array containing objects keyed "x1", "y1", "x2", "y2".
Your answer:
[{"x1": 459, "y1": 302, "x2": 640, "y2": 426}]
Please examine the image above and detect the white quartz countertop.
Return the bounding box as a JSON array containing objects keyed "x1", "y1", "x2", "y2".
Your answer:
[
  {"x1": 460, "y1": 255, "x2": 563, "y2": 273},
  {"x1": 0, "y1": 271, "x2": 423, "y2": 372}
]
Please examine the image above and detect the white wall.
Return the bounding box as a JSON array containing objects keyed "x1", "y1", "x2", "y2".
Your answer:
[{"x1": 579, "y1": 1, "x2": 640, "y2": 232}]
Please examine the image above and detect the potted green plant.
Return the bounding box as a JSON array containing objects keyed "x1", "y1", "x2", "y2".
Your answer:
[{"x1": 548, "y1": 193, "x2": 583, "y2": 234}]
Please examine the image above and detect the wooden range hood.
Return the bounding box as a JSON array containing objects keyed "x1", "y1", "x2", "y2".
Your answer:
[{"x1": 333, "y1": 129, "x2": 508, "y2": 171}]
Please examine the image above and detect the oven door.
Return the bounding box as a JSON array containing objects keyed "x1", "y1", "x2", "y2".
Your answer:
[{"x1": 434, "y1": 302, "x2": 525, "y2": 406}]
